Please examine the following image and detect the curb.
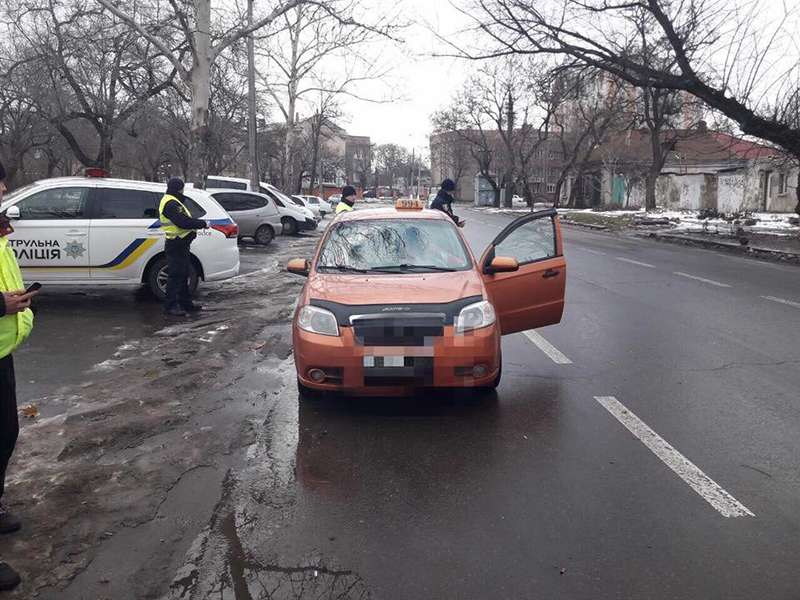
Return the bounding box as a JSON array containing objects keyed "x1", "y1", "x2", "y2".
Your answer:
[
  {"x1": 560, "y1": 219, "x2": 609, "y2": 231},
  {"x1": 634, "y1": 232, "x2": 800, "y2": 264}
]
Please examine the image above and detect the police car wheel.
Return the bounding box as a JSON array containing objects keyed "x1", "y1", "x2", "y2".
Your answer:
[
  {"x1": 254, "y1": 225, "x2": 275, "y2": 245},
  {"x1": 281, "y1": 218, "x2": 298, "y2": 235},
  {"x1": 147, "y1": 256, "x2": 199, "y2": 301}
]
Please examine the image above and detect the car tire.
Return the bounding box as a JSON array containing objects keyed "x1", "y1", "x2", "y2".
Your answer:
[
  {"x1": 282, "y1": 217, "x2": 298, "y2": 236},
  {"x1": 254, "y1": 224, "x2": 275, "y2": 246},
  {"x1": 297, "y1": 378, "x2": 325, "y2": 400},
  {"x1": 146, "y1": 255, "x2": 199, "y2": 302}
]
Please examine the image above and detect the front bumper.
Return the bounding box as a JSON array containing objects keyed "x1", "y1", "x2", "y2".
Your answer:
[
  {"x1": 294, "y1": 324, "x2": 501, "y2": 395},
  {"x1": 300, "y1": 218, "x2": 318, "y2": 231}
]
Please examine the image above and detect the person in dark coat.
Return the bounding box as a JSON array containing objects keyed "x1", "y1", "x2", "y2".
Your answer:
[
  {"x1": 159, "y1": 178, "x2": 208, "y2": 317},
  {"x1": 430, "y1": 179, "x2": 464, "y2": 227}
]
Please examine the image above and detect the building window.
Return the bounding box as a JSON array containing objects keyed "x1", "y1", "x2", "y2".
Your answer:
[
  {"x1": 547, "y1": 183, "x2": 556, "y2": 194},
  {"x1": 778, "y1": 173, "x2": 789, "y2": 195}
]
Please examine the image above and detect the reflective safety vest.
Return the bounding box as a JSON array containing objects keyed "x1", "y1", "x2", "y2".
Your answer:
[
  {"x1": 335, "y1": 201, "x2": 354, "y2": 215},
  {"x1": 159, "y1": 194, "x2": 193, "y2": 239},
  {"x1": 0, "y1": 236, "x2": 33, "y2": 359}
]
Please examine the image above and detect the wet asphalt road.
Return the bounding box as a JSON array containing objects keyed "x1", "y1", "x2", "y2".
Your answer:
[
  {"x1": 218, "y1": 209, "x2": 800, "y2": 599},
  {"x1": 14, "y1": 235, "x2": 312, "y2": 407},
  {"x1": 15, "y1": 210, "x2": 800, "y2": 598}
]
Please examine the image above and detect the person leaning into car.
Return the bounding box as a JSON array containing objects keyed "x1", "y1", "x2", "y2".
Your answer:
[{"x1": 159, "y1": 178, "x2": 208, "y2": 317}]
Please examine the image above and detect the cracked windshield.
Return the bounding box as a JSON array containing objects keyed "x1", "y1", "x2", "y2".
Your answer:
[{"x1": 0, "y1": 0, "x2": 798, "y2": 598}]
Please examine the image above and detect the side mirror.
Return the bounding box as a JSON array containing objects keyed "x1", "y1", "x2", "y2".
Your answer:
[
  {"x1": 486, "y1": 256, "x2": 519, "y2": 274},
  {"x1": 4, "y1": 205, "x2": 20, "y2": 219},
  {"x1": 287, "y1": 258, "x2": 310, "y2": 276}
]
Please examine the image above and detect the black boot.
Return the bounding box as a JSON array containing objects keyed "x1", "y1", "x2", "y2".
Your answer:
[
  {"x1": 164, "y1": 306, "x2": 188, "y2": 317},
  {"x1": 0, "y1": 563, "x2": 20, "y2": 591},
  {"x1": 0, "y1": 505, "x2": 20, "y2": 535},
  {"x1": 182, "y1": 303, "x2": 203, "y2": 313}
]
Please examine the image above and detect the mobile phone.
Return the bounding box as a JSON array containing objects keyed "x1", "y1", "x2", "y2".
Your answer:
[{"x1": 25, "y1": 282, "x2": 41, "y2": 295}]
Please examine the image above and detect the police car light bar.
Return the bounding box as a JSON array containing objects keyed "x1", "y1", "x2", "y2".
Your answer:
[{"x1": 85, "y1": 168, "x2": 110, "y2": 178}]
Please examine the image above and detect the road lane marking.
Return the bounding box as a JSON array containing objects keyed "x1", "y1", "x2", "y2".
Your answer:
[
  {"x1": 761, "y1": 295, "x2": 800, "y2": 309},
  {"x1": 616, "y1": 257, "x2": 656, "y2": 268},
  {"x1": 523, "y1": 330, "x2": 573, "y2": 364},
  {"x1": 582, "y1": 248, "x2": 608, "y2": 256},
  {"x1": 594, "y1": 396, "x2": 755, "y2": 518},
  {"x1": 673, "y1": 272, "x2": 732, "y2": 288}
]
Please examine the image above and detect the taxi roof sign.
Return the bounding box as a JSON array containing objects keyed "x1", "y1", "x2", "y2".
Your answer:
[{"x1": 395, "y1": 198, "x2": 425, "y2": 210}]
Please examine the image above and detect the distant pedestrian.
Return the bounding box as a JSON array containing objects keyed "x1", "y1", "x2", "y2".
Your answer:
[
  {"x1": 431, "y1": 179, "x2": 465, "y2": 227},
  {"x1": 0, "y1": 160, "x2": 37, "y2": 592},
  {"x1": 159, "y1": 178, "x2": 208, "y2": 317},
  {"x1": 335, "y1": 185, "x2": 357, "y2": 215}
]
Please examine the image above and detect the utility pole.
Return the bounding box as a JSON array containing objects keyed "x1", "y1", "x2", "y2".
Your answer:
[{"x1": 247, "y1": 0, "x2": 259, "y2": 191}]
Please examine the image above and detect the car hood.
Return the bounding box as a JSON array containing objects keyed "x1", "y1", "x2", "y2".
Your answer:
[{"x1": 305, "y1": 270, "x2": 484, "y2": 306}]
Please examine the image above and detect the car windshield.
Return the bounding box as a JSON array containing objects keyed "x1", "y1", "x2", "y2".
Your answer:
[{"x1": 317, "y1": 218, "x2": 472, "y2": 273}]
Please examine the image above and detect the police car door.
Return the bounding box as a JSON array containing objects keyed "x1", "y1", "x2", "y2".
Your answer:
[
  {"x1": 6, "y1": 185, "x2": 92, "y2": 281},
  {"x1": 89, "y1": 187, "x2": 163, "y2": 280}
]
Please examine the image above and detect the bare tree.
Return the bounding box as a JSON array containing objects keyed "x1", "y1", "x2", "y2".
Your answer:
[
  {"x1": 95, "y1": 0, "x2": 394, "y2": 187},
  {"x1": 255, "y1": 2, "x2": 394, "y2": 191},
  {"x1": 461, "y1": 0, "x2": 800, "y2": 214},
  {"x1": 374, "y1": 143, "x2": 409, "y2": 195},
  {"x1": 2, "y1": 0, "x2": 178, "y2": 171}
]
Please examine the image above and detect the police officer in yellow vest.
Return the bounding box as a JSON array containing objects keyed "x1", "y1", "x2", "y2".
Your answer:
[
  {"x1": 0, "y1": 160, "x2": 36, "y2": 592},
  {"x1": 160, "y1": 178, "x2": 208, "y2": 317},
  {"x1": 335, "y1": 185, "x2": 357, "y2": 215}
]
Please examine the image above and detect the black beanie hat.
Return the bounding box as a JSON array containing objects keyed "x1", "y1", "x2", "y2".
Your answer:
[
  {"x1": 166, "y1": 177, "x2": 185, "y2": 195},
  {"x1": 0, "y1": 160, "x2": 6, "y2": 182},
  {"x1": 441, "y1": 178, "x2": 456, "y2": 192},
  {"x1": 342, "y1": 185, "x2": 357, "y2": 198}
]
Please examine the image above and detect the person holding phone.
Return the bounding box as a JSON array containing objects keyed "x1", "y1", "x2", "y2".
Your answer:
[{"x1": 0, "y1": 160, "x2": 36, "y2": 591}]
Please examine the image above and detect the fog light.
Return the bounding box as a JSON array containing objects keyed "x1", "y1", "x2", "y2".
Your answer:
[
  {"x1": 472, "y1": 364, "x2": 488, "y2": 378},
  {"x1": 308, "y1": 368, "x2": 326, "y2": 383}
]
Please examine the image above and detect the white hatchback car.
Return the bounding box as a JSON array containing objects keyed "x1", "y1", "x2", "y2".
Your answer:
[
  {"x1": 205, "y1": 176, "x2": 317, "y2": 235},
  {"x1": 297, "y1": 195, "x2": 332, "y2": 217},
  {"x1": 0, "y1": 176, "x2": 240, "y2": 300}
]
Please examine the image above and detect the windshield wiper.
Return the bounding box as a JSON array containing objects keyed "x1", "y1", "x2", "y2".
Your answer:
[
  {"x1": 317, "y1": 264, "x2": 370, "y2": 273},
  {"x1": 370, "y1": 264, "x2": 458, "y2": 272}
]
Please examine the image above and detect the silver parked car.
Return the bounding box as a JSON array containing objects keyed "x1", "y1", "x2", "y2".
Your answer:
[{"x1": 208, "y1": 190, "x2": 283, "y2": 245}]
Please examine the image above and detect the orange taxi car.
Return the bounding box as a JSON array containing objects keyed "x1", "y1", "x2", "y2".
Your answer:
[{"x1": 287, "y1": 199, "x2": 566, "y2": 395}]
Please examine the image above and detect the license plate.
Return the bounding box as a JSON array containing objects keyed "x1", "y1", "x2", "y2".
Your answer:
[{"x1": 363, "y1": 356, "x2": 406, "y2": 368}]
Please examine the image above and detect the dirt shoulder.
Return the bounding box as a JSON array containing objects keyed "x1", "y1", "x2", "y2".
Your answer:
[{"x1": 4, "y1": 233, "x2": 319, "y2": 599}]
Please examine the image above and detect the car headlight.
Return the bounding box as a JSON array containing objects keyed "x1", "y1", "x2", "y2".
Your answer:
[
  {"x1": 454, "y1": 300, "x2": 496, "y2": 334},
  {"x1": 297, "y1": 305, "x2": 339, "y2": 337}
]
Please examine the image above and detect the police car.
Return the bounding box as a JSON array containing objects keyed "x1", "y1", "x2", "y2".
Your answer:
[{"x1": 0, "y1": 175, "x2": 240, "y2": 300}]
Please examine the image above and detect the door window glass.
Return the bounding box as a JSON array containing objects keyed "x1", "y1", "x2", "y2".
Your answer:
[
  {"x1": 240, "y1": 194, "x2": 268, "y2": 210},
  {"x1": 96, "y1": 188, "x2": 161, "y2": 218},
  {"x1": 494, "y1": 216, "x2": 557, "y2": 264},
  {"x1": 213, "y1": 193, "x2": 245, "y2": 212},
  {"x1": 178, "y1": 193, "x2": 208, "y2": 218},
  {"x1": 16, "y1": 187, "x2": 88, "y2": 219}
]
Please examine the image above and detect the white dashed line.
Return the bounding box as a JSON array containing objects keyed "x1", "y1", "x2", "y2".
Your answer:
[
  {"x1": 673, "y1": 272, "x2": 732, "y2": 288},
  {"x1": 523, "y1": 330, "x2": 573, "y2": 364},
  {"x1": 594, "y1": 396, "x2": 754, "y2": 518},
  {"x1": 761, "y1": 295, "x2": 800, "y2": 309},
  {"x1": 582, "y1": 248, "x2": 608, "y2": 256},
  {"x1": 616, "y1": 257, "x2": 656, "y2": 268}
]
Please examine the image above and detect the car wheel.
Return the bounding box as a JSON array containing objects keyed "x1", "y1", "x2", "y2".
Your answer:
[
  {"x1": 146, "y1": 256, "x2": 199, "y2": 302},
  {"x1": 282, "y1": 217, "x2": 298, "y2": 235},
  {"x1": 254, "y1": 224, "x2": 275, "y2": 245},
  {"x1": 297, "y1": 378, "x2": 325, "y2": 400}
]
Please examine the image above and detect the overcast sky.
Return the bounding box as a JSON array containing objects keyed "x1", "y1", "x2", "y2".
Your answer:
[{"x1": 335, "y1": 0, "x2": 472, "y2": 154}]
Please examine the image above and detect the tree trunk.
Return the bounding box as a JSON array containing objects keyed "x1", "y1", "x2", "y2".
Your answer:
[
  {"x1": 188, "y1": 0, "x2": 212, "y2": 188},
  {"x1": 645, "y1": 167, "x2": 659, "y2": 211},
  {"x1": 795, "y1": 170, "x2": 800, "y2": 218}
]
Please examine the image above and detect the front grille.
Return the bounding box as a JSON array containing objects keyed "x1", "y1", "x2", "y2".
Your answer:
[{"x1": 351, "y1": 315, "x2": 444, "y2": 347}]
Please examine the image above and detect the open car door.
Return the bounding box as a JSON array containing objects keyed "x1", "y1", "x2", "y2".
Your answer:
[{"x1": 480, "y1": 209, "x2": 566, "y2": 335}]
